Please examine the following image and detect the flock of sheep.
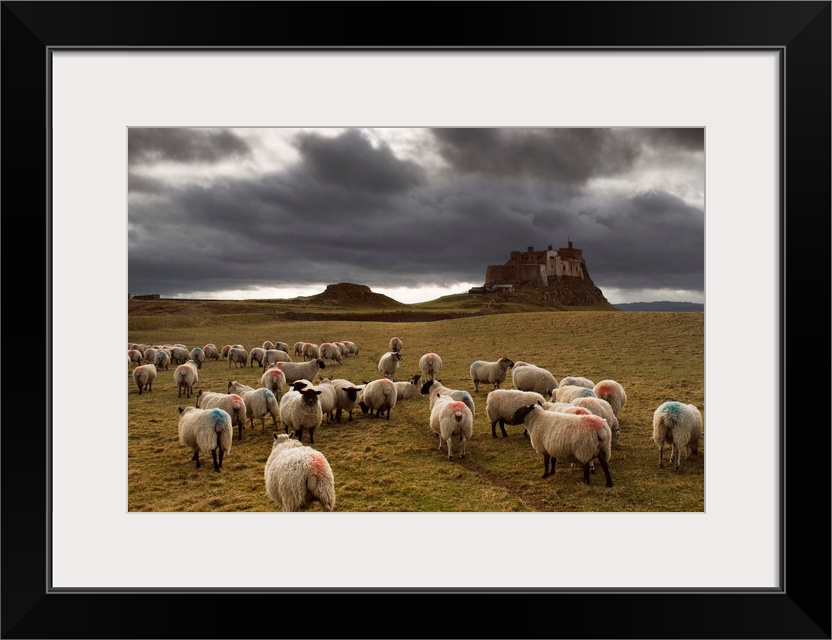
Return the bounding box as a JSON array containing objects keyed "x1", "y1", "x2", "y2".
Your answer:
[{"x1": 128, "y1": 335, "x2": 704, "y2": 512}]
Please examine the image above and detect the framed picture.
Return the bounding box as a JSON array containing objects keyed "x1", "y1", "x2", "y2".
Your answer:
[{"x1": 4, "y1": 1, "x2": 829, "y2": 638}]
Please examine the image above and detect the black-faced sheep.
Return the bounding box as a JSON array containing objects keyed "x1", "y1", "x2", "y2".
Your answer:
[
  {"x1": 132, "y1": 363, "x2": 157, "y2": 395},
  {"x1": 652, "y1": 401, "x2": 703, "y2": 470},
  {"x1": 377, "y1": 351, "x2": 403, "y2": 380},
  {"x1": 394, "y1": 374, "x2": 424, "y2": 401},
  {"x1": 177, "y1": 406, "x2": 233, "y2": 472},
  {"x1": 326, "y1": 378, "x2": 364, "y2": 422},
  {"x1": 195, "y1": 390, "x2": 248, "y2": 441},
  {"x1": 358, "y1": 378, "x2": 398, "y2": 419},
  {"x1": 264, "y1": 433, "x2": 335, "y2": 512},
  {"x1": 485, "y1": 388, "x2": 547, "y2": 438},
  {"x1": 469, "y1": 356, "x2": 514, "y2": 392},
  {"x1": 511, "y1": 403, "x2": 613, "y2": 487},
  {"x1": 420, "y1": 379, "x2": 475, "y2": 417},
  {"x1": 280, "y1": 385, "x2": 323, "y2": 444},
  {"x1": 429, "y1": 395, "x2": 473, "y2": 460},
  {"x1": 418, "y1": 352, "x2": 443, "y2": 382}
]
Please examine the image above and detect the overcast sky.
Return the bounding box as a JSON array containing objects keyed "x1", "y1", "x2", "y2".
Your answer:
[{"x1": 128, "y1": 127, "x2": 704, "y2": 304}]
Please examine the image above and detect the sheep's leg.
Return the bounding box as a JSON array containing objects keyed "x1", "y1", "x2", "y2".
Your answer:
[
  {"x1": 499, "y1": 419, "x2": 508, "y2": 438},
  {"x1": 672, "y1": 443, "x2": 681, "y2": 470},
  {"x1": 491, "y1": 421, "x2": 498, "y2": 438},
  {"x1": 218, "y1": 447, "x2": 224, "y2": 470},
  {"x1": 460, "y1": 437, "x2": 466, "y2": 459},
  {"x1": 192, "y1": 451, "x2": 201, "y2": 469},
  {"x1": 211, "y1": 448, "x2": 220, "y2": 472},
  {"x1": 597, "y1": 452, "x2": 613, "y2": 487},
  {"x1": 385, "y1": 407, "x2": 391, "y2": 420},
  {"x1": 542, "y1": 453, "x2": 551, "y2": 478},
  {"x1": 238, "y1": 423, "x2": 244, "y2": 441},
  {"x1": 582, "y1": 462, "x2": 592, "y2": 484},
  {"x1": 296, "y1": 427, "x2": 304, "y2": 443},
  {"x1": 309, "y1": 428, "x2": 315, "y2": 445},
  {"x1": 658, "y1": 440, "x2": 665, "y2": 468},
  {"x1": 446, "y1": 437, "x2": 454, "y2": 460}
]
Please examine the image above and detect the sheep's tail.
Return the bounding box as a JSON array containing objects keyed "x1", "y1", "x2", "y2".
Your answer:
[{"x1": 306, "y1": 452, "x2": 334, "y2": 511}]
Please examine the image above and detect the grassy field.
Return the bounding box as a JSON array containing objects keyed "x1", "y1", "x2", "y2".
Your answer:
[{"x1": 127, "y1": 308, "x2": 704, "y2": 512}]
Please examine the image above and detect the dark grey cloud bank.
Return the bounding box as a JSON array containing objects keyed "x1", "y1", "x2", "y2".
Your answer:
[{"x1": 128, "y1": 127, "x2": 704, "y2": 301}]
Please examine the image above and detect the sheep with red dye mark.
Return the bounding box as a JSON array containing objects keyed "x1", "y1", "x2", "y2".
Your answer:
[
  {"x1": 553, "y1": 384, "x2": 596, "y2": 404},
  {"x1": 418, "y1": 353, "x2": 443, "y2": 382},
  {"x1": 559, "y1": 376, "x2": 596, "y2": 390},
  {"x1": 470, "y1": 356, "x2": 515, "y2": 392},
  {"x1": 203, "y1": 344, "x2": 220, "y2": 361},
  {"x1": 358, "y1": 378, "x2": 398, "y2": 419},
  {"x1": 173, "y1": 361, "x2": 199, "y2": 398},
  {"x1": 227, "y1": 380, "x2": 280, "y2": 434},
  {"x1": 485, "y1": 388, "x2": 547, "y2": 438},
  {"x1": 511, "y1": 363, "x2": 559, "y2": 398},
  {"x1": 293, "y1": 341, "x2": 305, "y2": 357},
  {"x1": 420, "y1": 380, "x2": 475, "y2": 417},
  {"x1": 143, "y1": 347, "x2": 157, "y2": 364},
  {"x1": 221, "y1": 345, "x2": 232, "y2": 359},
  {"x1": 319, "y1": 342, "x2": 343, "y2": 364},
  {"x1": 652, "y1": 401, "x2": 703, "y2": 470},
  {"x1": 389, "y1": 336, "x2": 403, "y2": 353},
  {"x1": 302, "y1": 343, "x2": 320, "y2": 361},
  {"x1": 511, "y1": 403, "x2": 614, "y2": 487},
  {"x1": 280, "y1": 385, "x2": 323, "y2": 444},
  {"x1": 571, "y1": 397, "x2": 620, "y2": 446},
  {"x1": 264, "y1": 433, "x2": 335, "y2": 512},
  {"x1": 343, "y1": 341, "x2": 359, "y2": 356},
  {"x1": 177, "y1": 406, "x2": 233, "y2": 472},
  {"x1": 430, "y1": 395, "x2": 474, "y2": 460},
  {"x1": 394, "y1": 374, "x2": 424, "y2": 401},
  {"x1": 377, "y1": 351, "x2": 403, "y2": 380},
  {"x1": 593, "y1": 379, "x2": 628, "y2": 417},
  {"x1": 261, "y1": 366, "x2": 286, "y2": 398},
  {"x1": 132, "y1": 363, "x2": 157, "y2": 395},
  {"x1": 128, "y1": 349, "x2": 143, "y2": 365},
  {"x1": 195, "y1": 390, "x2": 248, "y2": 441}
]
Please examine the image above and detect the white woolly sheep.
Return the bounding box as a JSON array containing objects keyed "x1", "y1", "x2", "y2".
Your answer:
[
  {"x1": 154, "y1": 349, "x2": 171, "y2": 371},
  {"x1": 302, "y1": 342, "x2": 320, "y2": 360},
  {"x1": 221, "y1": 345, "x2": 231, "y2": 359},
  {"x1": 227, "y1": 346, "x2": 248, "y2": 369},
  {"x1": 553, "y1": 384, "x2": 597, "y2": 404},
  {"x1": 593, "y1": 379, "x2": 628, "y2": 417},
  {"x1": 469, "y1": 356, "x2": 515, "y2": 392},
  {"x1": 571, "y1": 397, "x2": 621, "y2": 446},
  {"x1": 262, "y1": 340, "x2": 275, "y2": 351},
  {"x1": 227, "y1": 380, "x2": 280, "y2": 433},
  {"x1": 511, "y1": 364, "x2": 559, "y2": 397},
  {"x1": 189, "y1": 347, "x2": 206, "y2": 369},
  {"x1": 335, "y1": 342, "x2": 349, "y2": 357},
  {"x1": 418, "y1": 353, "x2": 443, "y2": 382},
  {"x1": 132, "y1": 363, "x2": 157, "y2": 395},
  {"x1": 128, "y1": 349, "x2": 143, "y2": 365},
  {"x1": 389, "y1": 336, "x2": 403, "y2": 353},
  {"x1": 203, "y1": 344, "x2": 220, "y2": 361},
  {"x1": 280, "y1": 385, "x2": 323, "y2": 444},
  {"x1": 264, "y1": 433, "x2": 335, "y2": 512},
  {"x1": 143, "y1": 347, "x2": 157, "y2": 364},
  {"x1": 429, "y1": 395, "x2": 473, "y2": 460},
  {"x1": 261, "y1": 366, "x2": 287, "y2": 398},
  {"x1": 652, "y1": 401, "x2": 703, "y2": 470},
  {"x1": 358, "y1": 378, "x2": 398, "y2": 419},
  {"x1": 274, "y1": 341, "x2": 290, "y2": 353},
  {"x1": 272, "y1": 358, "x2": 326, "y2": 385},
  {"x1": 294, "y1": 379, "x2": 338, "y2": 423},
  {"x1": 420, "y1": 379, "x2": 475, "y2": 417},
  {"x1": 326, "y1": 378, "x2": 364, "y2": 422},
  {"x1": 343, "y1": 341, "x2": 359, "y2": 356},
  {"x1": 262, "y1": 349, "x2": 293, "y2": 369},
  {"x1": 541, "y1": 401, "x2": 591, "y2": 415},
  {"x1": 511, "y1": 403, "x2": 613, "y2": 487},
  {"x1": 177, "y1": 406, "x2": 233, "y2": 472},
  {"x1": 248, "y1": 347, "x2": 266, "y2": 368},
  {"x1": 195, "y1": 390, "x2": 248, "y2": 441},
  {"x1": 377, "y1": 351, "x2": 403, "y2": 380},
  {"x1": 485, "y1": 388, "x2": 547, "y2": 438},
  {"x1": 170, "y1": 346, "x2": 190, "y2": 365},
  {"x1": 319, "y1": 342, "x2": 343, "y2": 364},
  {"x1": 293, "y1": 341, "x2": 305, "y2": 357},
  {"x1": 559, "y1": 376, "x2": 596, "y2": 389},
  {"x1": 394, "y1": 374, "x2": 424, "y2": 401},
  {"x1": 173, "y1": 362, "x2": 199, "y2": 398}
]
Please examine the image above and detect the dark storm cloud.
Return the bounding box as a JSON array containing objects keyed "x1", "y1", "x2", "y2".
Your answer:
[
  {"x1": 128, "y1": 173, "x2": 170, "y2": 194},
  {"x1": 128, "y1": 128, "x2": 252, "y2": 166},
  {"x1": 294, "y1": 129, "x2": 425, "y2": 193},
  {"x1": 636, "y1": 127, "x2": 705, "y2": 151},
  {"x1": 128, "y1": 128, "x2": 703, "y2": 300},
  {"x1": 431, "y1": 128, "x2": 642, "y2": 185}
]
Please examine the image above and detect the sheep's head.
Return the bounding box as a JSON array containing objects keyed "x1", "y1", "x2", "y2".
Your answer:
[
  {"x1": 510, "y1": 403, "x2": 538, "y2": 425},
  {"x1": 420, "y1": 379, "x2": 435, "y2": 395},
  {"x1": 301, "y1": 388, "x2": 322, "y2": 406}
]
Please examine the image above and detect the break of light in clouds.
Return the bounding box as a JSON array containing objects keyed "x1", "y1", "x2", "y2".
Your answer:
[{"x1": 128, "y1": 127, "x2": 704, "y2": 305}]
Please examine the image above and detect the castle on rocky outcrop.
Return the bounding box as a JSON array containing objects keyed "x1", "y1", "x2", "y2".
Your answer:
[{"x1": 481, "y1": 240, "x2": 609, "y2": 306}]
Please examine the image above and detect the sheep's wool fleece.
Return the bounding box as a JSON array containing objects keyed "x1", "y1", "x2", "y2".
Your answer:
[{"x1": 264, "y1": 440, "x2": 335, "y2": 512}]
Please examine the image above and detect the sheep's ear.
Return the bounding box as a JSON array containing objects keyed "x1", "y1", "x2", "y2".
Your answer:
[
  {"x1": 178, "y1": 407, "x2": 184, "y2": 414},
  {"x1": 273, "y1": 432, "x2": 278, "y2": 441}
]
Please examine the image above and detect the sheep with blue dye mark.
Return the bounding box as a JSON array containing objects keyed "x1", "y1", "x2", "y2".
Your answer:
[
  {"x1": 280, "y1": 384, "x2": 323, "y2": 444},
  {"x1": 264, "y1": 433, "x2": 335, "y2": 512},
  {"x1": 485, "y1": 388, "x2": 546, "y2": 438},
  {"x1": 132, "y1": 363, "x2": 157, "y2": 395},
  {"x1": 377, "y1": 351, "x2": 403, "y2": 380},
  {"x1": 429, "y1": 395, "x2": 474, "y2": 460},
  {"x1": 173, "y1": 361, "x2": 199, "y2": 398},
  {"x1": 652, "y1": 401, "x2": 703, "y2": 470},
  {"x1": 154, "y1": 349, "x2": 171, "y2": 371},
  {"x1": 358, "y1": 377, "x2": 398, "y2": 419},
  {"x1": 177, "y1": 406, "x2": 233, "y2": 472},
  {"x1": 559, "y1": 376, "x2": 596, "y2": 390},
  {"x1": 420, "y1": 379, "x2": 475, "y2": 417},
  {"x1": 195, "y1": 390, "x2": 248, "y2": 441},
  {"x1": 593, "y1": 379, "x2": 628, "y2": 417},
  {"x1": 553, "y1": 384, "x2": 597, "y2": 404},
  {"x1": 272, "y1": 358, "x2": 326, "y2": 385},
  {"x1": 418, "y1": 353, "x2": 443, "y2": 382},
  {"x1": 470, "y1": 356, "x2": 515, "y2": 392},
  {"x1": 189, "y1": 347, "x2": 206, "y2": 369},
  {"x1": 510, "y1": 403, "x2": 613, "y2": 487},
  {"x1": 394, "y1": 374, "x2": 424, "y2": 401},
  {"x1": 511, "y1": 363, "x2": 559, "y2": 397},
  {"x1": 227, "y1": 380, "x2": 280, "y2": 433}
]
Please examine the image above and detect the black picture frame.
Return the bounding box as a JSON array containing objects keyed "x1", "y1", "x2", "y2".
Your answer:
[{"x1": 2, "y1": 2, "x2": 829, "y2": 638}]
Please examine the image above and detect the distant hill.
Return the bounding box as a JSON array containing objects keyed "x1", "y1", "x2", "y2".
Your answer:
[
  {"x1": 299, "y1": 283, "x2": 407, "y2": 309},
  {"x1": 614, "y1": 301, "x2": 704, "y2": 312}
]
